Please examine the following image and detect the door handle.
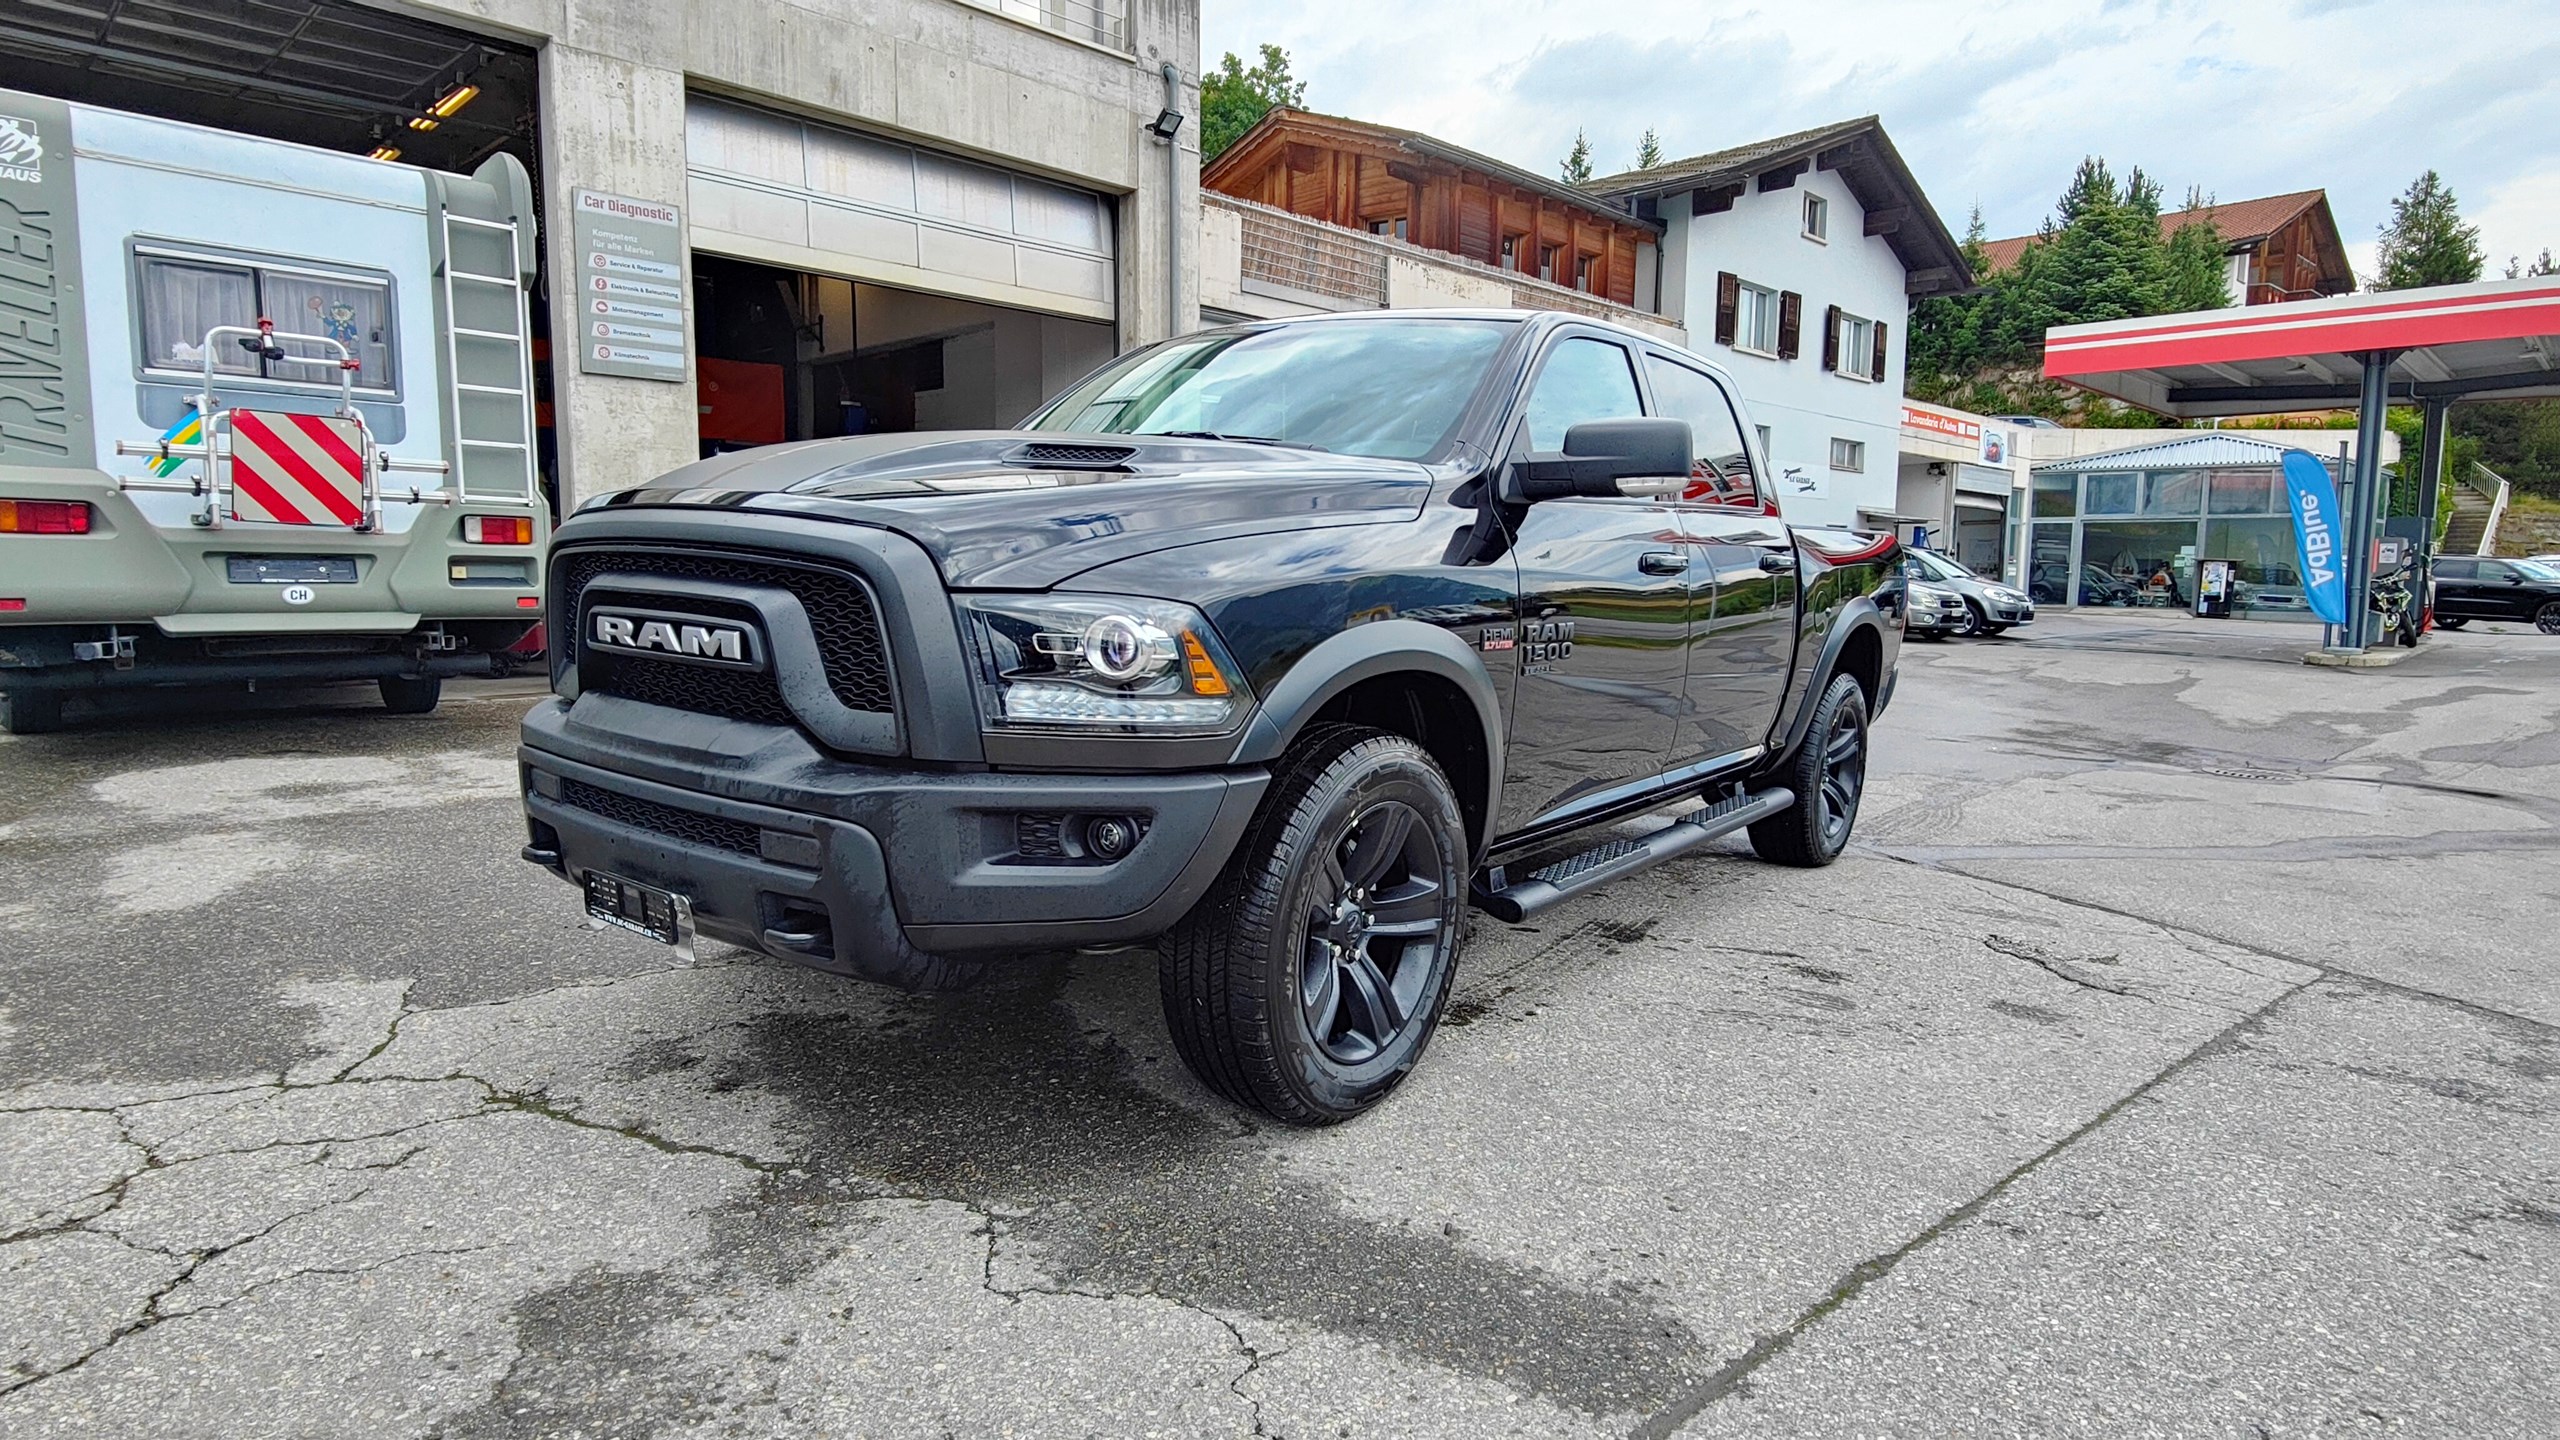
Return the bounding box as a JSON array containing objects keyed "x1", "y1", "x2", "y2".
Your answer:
[
  {"x1": 1638, "y1": 551, "x2": 1689, "y2": 576},
  {"x1": 1758, "y1": 550, "x2": 1798, "y2": 573}
]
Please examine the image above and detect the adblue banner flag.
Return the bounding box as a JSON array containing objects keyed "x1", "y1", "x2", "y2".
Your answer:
[{"x1": 2280, "y1": 450, "x2": 2348, "y2": 625}]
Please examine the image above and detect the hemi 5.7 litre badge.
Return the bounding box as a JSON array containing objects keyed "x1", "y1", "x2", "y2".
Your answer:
[
  {"x1": 588, "y1": 608, "x2": 765, "y2": 670},
  {"x1": 1485, "y1": 620, "x2": 1576, "y2": 672}
]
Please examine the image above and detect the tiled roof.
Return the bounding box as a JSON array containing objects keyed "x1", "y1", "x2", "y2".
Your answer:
[
  {"x1": 2030, "y1": 432, "x2": 2321, "y2": 473},
  {"x1": 1978, "y1": 190, "x2": 2329, "y2": 274},
  {"x1": 1582, "y1": 116, "x2": 1879, "y2": 196}
]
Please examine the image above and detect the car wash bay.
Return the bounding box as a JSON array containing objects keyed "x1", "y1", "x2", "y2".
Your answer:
[{"x1": 683, "y1": 97, "x2": 1119, "y2": 454}]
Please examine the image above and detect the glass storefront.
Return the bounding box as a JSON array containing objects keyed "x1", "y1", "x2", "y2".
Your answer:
[{"x1": 2021, "y1": 462, "x2": 2320, "y2": 619}]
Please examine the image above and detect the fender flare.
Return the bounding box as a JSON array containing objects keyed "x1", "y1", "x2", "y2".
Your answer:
[
  {"x1": 1229, "y1": 620, "x2": 1507, "y2": 851},
  {"x1": 1775, "y1": 596, "x2": 1890, "y2": 763}
]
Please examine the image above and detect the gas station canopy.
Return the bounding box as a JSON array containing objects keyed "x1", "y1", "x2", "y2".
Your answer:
[{"x1": 2041, "y1": 279, "x2": 2560, "y2": 418}]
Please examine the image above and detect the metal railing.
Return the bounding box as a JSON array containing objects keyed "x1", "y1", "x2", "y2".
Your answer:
[
  {"x1": 956, "y1": 0, "x2": 1126, "y2": 49},
  {"x1": 1209, "y1": 193, "x2": 1681, "y2": 338},
  {"x1": 1227, "y1": 196, "x2": 1389, "y2": 306},
  {"x1": 2469, "y1": 462, "x2": 2511, "y2": 556}
]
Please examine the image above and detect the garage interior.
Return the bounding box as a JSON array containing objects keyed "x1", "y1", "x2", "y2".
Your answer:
[{"x1": 692, "y1": 257, "x2": 1115, "y2": 454}]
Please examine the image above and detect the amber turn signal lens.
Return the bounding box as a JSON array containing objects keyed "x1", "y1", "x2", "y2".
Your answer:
[{"x1": 1180, "y1": 630, "x2": 1231, "y2": 697}]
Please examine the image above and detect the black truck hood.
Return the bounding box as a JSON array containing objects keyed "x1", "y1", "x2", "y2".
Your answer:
[{"x1": 585, "y1": 431, "x2": 1438, "y2": 590}]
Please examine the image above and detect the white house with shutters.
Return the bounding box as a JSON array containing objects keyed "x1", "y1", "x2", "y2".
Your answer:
[{"x1": 1587, "y1": 117, "x2": 1971, "y2": 530}]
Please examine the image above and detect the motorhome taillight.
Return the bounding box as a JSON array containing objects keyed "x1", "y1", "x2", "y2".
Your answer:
[
  {"x1": 463, "y1": 514, "x2": 533, "y2": 545},
  {"x1": 0, "y1": 500, "x2": 91, "y2": 535}
]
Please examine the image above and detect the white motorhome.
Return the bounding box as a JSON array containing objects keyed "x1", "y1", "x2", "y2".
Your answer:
[{"x1": 0, "y1": 86, "x2": 545, "y2": 732}]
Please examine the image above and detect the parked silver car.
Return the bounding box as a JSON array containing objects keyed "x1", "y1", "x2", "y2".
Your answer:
[{"x1": 1905, "y1": 549, "x2": 2035, "y2": 636}]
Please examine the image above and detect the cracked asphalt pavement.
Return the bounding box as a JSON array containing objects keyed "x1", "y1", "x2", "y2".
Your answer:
[{"x1": 4, "y1": 611, "x2": 2555, "y2": 1437}]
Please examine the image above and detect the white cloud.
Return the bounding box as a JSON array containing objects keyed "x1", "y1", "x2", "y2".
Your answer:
[{"x1": 1204, "y1": 0, "x2": 2560, "y2": 278}]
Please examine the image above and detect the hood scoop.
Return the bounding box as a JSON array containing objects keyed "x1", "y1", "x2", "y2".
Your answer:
[{"x1": 1001, "y1": 441, "x2": 1138, "y2": 471}]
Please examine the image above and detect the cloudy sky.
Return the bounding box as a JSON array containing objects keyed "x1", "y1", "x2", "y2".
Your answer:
[{"x1": 1202, "y1": 0, "x2": 2560, "y2": 281}]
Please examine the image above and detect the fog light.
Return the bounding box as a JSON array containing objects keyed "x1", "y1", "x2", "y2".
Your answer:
[{"x1": 1085, "y1": 815, "x2": 1138, "y2": 862}]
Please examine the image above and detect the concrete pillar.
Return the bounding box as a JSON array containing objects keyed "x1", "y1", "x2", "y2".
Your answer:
[
  {"x1": 1127, "y1": 0, "x2": 1199, "y2": 344},
  {"x1": 2338, "y1": 350, "x2": 2396, "y2": 651},
  {"x1": 2415, "y1": 398, "x2": 2451, "y2": 552},
  {"x1": 537, "y1": 44, "x2": 698, "y2": 511}
]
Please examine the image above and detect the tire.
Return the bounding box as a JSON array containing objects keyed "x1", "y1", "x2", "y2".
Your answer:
[
  {"x1": 1160, "y1": 725, "x2": 1468, "y2": 1125},
  {"x1": 2539, "y1": 602, "x2": 2560, "y2": 637},
  {"x1": 3, "y1": 690, "x2": 65, "y2": 735},
  {"x1": 1748, "y1": 672, "x2": 1871, "y2": 869},
  {"x1": 2436, "y1": 617, "x2": 2469, "y2": 631},
  {"x1": 1956, "y1": 600, "x2": 1987, "y2": 637},
  {"x1": 379, "y1": 675, "x2": 442, "y2": 715}
]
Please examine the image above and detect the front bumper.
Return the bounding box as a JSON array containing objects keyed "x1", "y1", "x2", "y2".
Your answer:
[
  {"x1": 1981, "y1": 595, "x2": 2036, "y2": 626},
  {"x1": 519, "y1": 696, "x2": 1268, "y2": 988},
  {"x1": 1909, "y1": 603, "x2": 1967, "y2": 634}
]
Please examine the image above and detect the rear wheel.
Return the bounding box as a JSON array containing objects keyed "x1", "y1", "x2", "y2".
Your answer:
[
  {"x1": 379, "y1": 675, "x2": 442, "y2": 715},
  {"x1": 1160, "y1": 726, "x2": 1467, "y2": 1125},
  {"x1": 1749, "y1": 672, "x2": 1870, "y2": 869},
  {"x1": 3, "y1": 691, "x2": 65, "y2": 736},
  {"x1": 2538, "y1": 602, "x2": 2560, "y2": 637}
]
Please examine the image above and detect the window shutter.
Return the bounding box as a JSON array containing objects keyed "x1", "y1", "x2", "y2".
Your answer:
[
  {"x1": 1714, "y1": 272, "x2": 1739, "y2": 347},
  {"x1": 1777, "y1": 291, "x2": 1802, "y2": 360},
  {"x1": 1821, "y1": 304, "x2": 1841, "y2": 372},
  {"x1": 1872, "y1": 320, "x2": 1890, "y2": 381}
]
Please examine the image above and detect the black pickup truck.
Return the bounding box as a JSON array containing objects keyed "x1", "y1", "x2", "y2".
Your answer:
[{"x1": 520, "y1": 312, "x2": 1902, "y2": 1123}]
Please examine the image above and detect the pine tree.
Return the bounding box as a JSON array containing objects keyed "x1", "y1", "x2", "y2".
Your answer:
[
  {"x1": 2507, "y1": 248, "x2": 2558, "y2": 278},
  {"x1": 2374, "y1": 171, "x2": 2484, "y2": 290},
  {"x1": 1560, "y1": 130, "x2": 1593, "y2": 185},
  {"x1": 1199, "y1": 45, "x2": 1307, "y2": 164},
  {"x1": 1635, "y1": 128, "x2": 1663, "y2": 170}
]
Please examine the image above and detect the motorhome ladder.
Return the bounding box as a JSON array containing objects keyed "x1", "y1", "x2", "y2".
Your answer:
[{"x1": 436, "y1": 208, "x2": 538, "y2": 504}]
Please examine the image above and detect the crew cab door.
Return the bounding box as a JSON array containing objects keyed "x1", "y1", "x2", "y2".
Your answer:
[
  {"x1": 1493, "y1": 332, "x2": 1692, "y2": 834},
  {"x1": 1642, "y1": 353, "x2": 1797, "y2": 762}
]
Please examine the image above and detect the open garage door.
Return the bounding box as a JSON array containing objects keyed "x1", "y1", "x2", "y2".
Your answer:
[{"x1": 683, "y1": 95, "x2": 1119, "y2": 452}]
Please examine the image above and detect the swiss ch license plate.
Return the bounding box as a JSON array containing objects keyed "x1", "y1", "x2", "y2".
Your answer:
[{"x1": 584, "y1": 871, "x2": 695, "y2": 958}]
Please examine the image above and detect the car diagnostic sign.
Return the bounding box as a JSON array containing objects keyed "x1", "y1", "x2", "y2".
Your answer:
[{"x1": 573, "y1": 189, "x2": 689, "y2": 382}]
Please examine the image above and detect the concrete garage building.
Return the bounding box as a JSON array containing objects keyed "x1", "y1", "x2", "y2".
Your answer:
[{"x1": 0, "y1": 0, "x2": 1200, "y2": 511}]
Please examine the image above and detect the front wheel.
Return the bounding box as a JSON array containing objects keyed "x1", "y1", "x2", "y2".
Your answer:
[
  {"x1": 1160, "y1": 726, "x2": 1467, "y2": 1125},
  {"x1": 1957, "y1": 600, "x2": 1987, "y2": 637},
  {"x1": 1749, "y1": 672, "x2": 1870, "y2": 869},
  {"x1": 2538, "y1": 602, "x2": 2560, "y2": 637}
]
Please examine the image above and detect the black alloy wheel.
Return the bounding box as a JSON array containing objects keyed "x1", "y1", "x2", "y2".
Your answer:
[
  {"x1": 2538, "y1": 601, "x2": 2560, "y2": 637},
  {"x1": 1749, "y1": 671, "x2": 1871, "y2": 868},
  {"x1": 1300, "y1": 801, "x2": 1449, "y2": 1064},
  {"x1": 1161, "y1": 726, "x2": 1468, "y2": 1124}
]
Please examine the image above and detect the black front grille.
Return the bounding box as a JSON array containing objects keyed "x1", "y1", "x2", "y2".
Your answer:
[
  {"x1": 555, "y1": 547, "x2": 894, "y2": 715},
  {"x1": 590, "y1": 653, "x2": 794, "y2": 727},
  {"x1": 559, "y1": 778, "x2": 761, "y2": 856}
]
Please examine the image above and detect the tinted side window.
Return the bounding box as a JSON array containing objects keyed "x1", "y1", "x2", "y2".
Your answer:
[
  {"x1": 2474, "y1": 560, "x2": 2513, "y2": 582},
  {"x1": 1644, "y1": 355, "x2": 1760, "y2": 504},
  {"x1": 2434, "y1": 557, "x2": 2477, "y2": 580},
  {"x1": 1522, "y1": 336, "x2": 1641, "y2": 451}
]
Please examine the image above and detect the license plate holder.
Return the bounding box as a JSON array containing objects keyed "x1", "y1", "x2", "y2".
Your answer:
[
  {"x1": 227, "y1": 555, "x2": 359, "y2": 585},
  {"x1": 583, "y1": 870, "x2": 696, "y2": 961}
]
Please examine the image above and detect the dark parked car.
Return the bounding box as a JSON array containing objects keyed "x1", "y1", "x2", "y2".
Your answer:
[
  {"x1": 518, "y1": 311, "x2": 1903, "y2": 1123},
  {"x1": 2432, "y1": 556, "x2": 2560, "y2": 634},
  {"x1": 2030, "y1": 561, "x2": 2142, "y2": 608}
]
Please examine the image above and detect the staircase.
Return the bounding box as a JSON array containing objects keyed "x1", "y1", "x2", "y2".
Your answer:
[{"x1": 2442, "y1": 464, "x2": 2508, "y2": 556}]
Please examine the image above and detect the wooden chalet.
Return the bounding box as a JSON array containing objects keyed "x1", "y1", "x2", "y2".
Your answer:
[
  {"x1": 1202, "y1": 109, "x2": 1661, "y2": 310},
  {"x1": 1979, "y1": 190, "x2": 2356, "y2": 306}
]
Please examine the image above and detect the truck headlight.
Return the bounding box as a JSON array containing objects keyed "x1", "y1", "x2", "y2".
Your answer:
[{"x1": 959, "y1": 594, "x2": 1252, "y2": 735}]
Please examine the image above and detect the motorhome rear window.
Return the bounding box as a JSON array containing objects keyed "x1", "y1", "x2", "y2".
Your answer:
[{"x1": 136, "y1": 251, "x2": 397, "y2": 393}]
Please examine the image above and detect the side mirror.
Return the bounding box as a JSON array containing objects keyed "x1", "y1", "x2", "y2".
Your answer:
[{"x1": 1504, "y1": 417, "x2": 1694, "y2": 503}]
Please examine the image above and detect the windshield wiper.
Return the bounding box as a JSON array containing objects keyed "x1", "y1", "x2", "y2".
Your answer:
[{"x1": 1154, "y1": 430, "x2": 1327, "y2": 452}]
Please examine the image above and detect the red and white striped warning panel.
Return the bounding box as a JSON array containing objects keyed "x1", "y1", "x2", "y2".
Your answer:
[{"x1": 227, "y1": 410, "x2": 369, "y2": 527}]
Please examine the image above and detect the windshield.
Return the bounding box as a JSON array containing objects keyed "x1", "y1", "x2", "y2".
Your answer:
[
  {"x1": 1031, "y1": 318, "x2": 1514, "y2": 461},
  {"x1": 1907, "y1": 550, "x2": 1974, "y2": 582}
]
